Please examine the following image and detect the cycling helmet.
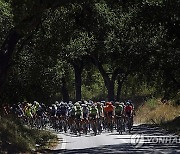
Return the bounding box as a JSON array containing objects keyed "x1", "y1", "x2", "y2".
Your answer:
[
  {"x1": 52, "y1": 104, "x2": 56, "y2": 107},
  {"x1": 89, "y1": 100, "x2": 93, "y2": 104},
  {"x1": 34, "y1": 101, "x2": 39, "y2": 105},
  {"x1": 87, "y1": 102, "x2": 92, "y2": 106},
  {"x1": 84, "y1": 100, "x2": 88, "y2": 104},
  {"x1": 120, "y1": 102, "x2": 124, "y2": 105},
  {"x1": 81, "y1": 104, "x2": 87, "y2": 107},
  {"x1": 92, "y1": 104, "x2": 96, "y2": 108},
  {"x1": 27, "y1": 103, "x2": 32, "y2": 107},
  {"x1": 115, "y1": 102, "x2": 120, "y2": 105},
  {"x1": 56, "y1": 103, "x2": 61, "y2": 107},
  {"x1": 106, "y1": 102, "x2": 112, "y2": 105},
  {"x1": 106, "y1": 102, "x2": 110, "y2": 105},
  {"x1": 126, "y1": 102, "x2": 130, "y2": 105},
  {"x1": 78, "y1": 100, "x2": 82, "y2": 104},
  {"x1": 68, "y1": 102, "x2": 73, "y2": 107},
  {"x1": 74, "y1": 102, "x2": 80, "y2": 106}
]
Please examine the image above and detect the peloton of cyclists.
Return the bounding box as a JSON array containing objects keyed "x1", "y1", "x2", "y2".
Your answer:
[{"x1": 1, "y1": 99, "x2": 135, "y2": 135}]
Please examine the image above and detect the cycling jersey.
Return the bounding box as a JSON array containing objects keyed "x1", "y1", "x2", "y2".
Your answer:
[
  {"x1": 61, "y1": 105, "x2": 68, "y2": 116},
  {"x1": 104, "y1": 104, "x2": 114, "y2": 118},
  {"x1": 82, "y1": 107, "x2": 89, "y2": 119},
  {"x1": 125, "y1": 105, "x2": 132, "y2": 113},
  {"x1": 90, "y1": 107, "x2": 98, "y2": 116},
  {"x1": 104, "y1": 104, "x2": 114, "y2": 113},
  {"x1": 36, "y1": 107, "x2": 44, "y2": 117},
  {"x1": 51, "y1": 106, "x2": 57, "y2": 116},
  {"x1": 97, "y1": 106, "x2": 103, "y2": 117},
  {"x1": 24, "y1": 107, "x2": 33, "y2": 118},
  {"x1": 75, "y1": 106, "x2": 82, "y2": 116},
  {"x1": 115, "y1": 104, "x2": 123, "y2": 115},
  {"x1": 69, "y1": 107, "x2": 76, "y2": 117}
]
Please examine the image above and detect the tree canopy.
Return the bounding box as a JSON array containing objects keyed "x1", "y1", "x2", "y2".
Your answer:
[{"x1": 0, "y1": 0, "x2": 180, "y2": 104}]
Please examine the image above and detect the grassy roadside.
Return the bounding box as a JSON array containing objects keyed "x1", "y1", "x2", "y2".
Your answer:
[
  {"x1": 134, "y1": 98, "x2": 180, "y2": 135},
  {"x1": 0, "y1": 115, "x2": 59, "y2": 153}
]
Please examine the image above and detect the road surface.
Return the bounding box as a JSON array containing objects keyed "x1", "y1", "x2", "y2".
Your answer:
[{"x1": 44, "y1": 124, "x2": 180, "y2": 154}]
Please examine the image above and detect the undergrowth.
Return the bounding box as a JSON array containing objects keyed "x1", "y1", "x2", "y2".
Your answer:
[
  {"x1": 0, "y1": 115, "x2": 58, "y2": 153},
  {"x1": 135, "y1": 98, "x2": 180, "y2": 134}
]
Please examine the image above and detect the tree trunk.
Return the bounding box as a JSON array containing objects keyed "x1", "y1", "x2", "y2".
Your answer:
[
  {"x1": 74, "y1": 66, "x2": 82, "y2": 101},
  {"x1": 61, "y1": 77, "x2": 69, "y2": 102},
  {"x1": 0, "y1": 29, "x2": 21, "y2": 87},
  {"x1": 90, "y1": 56, "x2": 122, "y2": 101},
  {"x1": 107, "y1": 80, "x2": 115, "y2": 101},
  {"x1": 116, "y1": 76, "x2": 123, "y2": 101},
  {"x1": 72, "y1": 61, "x2": 83, "y2": 101}
]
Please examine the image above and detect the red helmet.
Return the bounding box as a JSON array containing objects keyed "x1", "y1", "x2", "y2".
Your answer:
[{"x1": 106, "y1": 102, "x2": 111, "y2": 105}]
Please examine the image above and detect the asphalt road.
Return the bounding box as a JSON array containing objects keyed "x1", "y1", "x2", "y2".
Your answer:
[{"x1": 46, "y1": 124, "x2": 180, "y2": 154}]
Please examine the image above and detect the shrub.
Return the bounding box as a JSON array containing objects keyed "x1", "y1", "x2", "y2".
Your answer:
[{"x1": 0, "y1": 116, "x2": 58, "y2": 153}]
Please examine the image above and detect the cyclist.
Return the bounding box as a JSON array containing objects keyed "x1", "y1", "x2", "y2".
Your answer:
[
  {"x1": 74, "y1": 102, "x2": 83, "y2": 135},
  {"x1": 97, "y1": 102, "x2": 104, "y2": 118},
  {"x1": 127, "y1": 100, "x2": 134, "y2": 111},
  {"x1": 59, "y1": 102, "x2": 68, "y2": 132},
  {"x1": 125, "y1": 102, "x2": 133, "y2": 118},
  {"x1": 60, "y1": 102, "x2": 68, "y2": 117},
  {"x1": 16, "y1": 102, "x2": 25, "y2": 117},
  {"x1": 2, "y1": 103, "x2": 10, "y2": 115},
  {"x1": 31, "y1": 101, "x2": 40, "y2": 117},
  {"x1": 104, "y1": 102, "x2": 114, "y2": 118},
  {"x1": 81, "y1": 103, "x2": 89, "y2": 134},
  {"x1": 74, "y1": 102, "x2": 83, "y2": 118},
  {"x1": 89, "y1": 104, "x2": 98, "y2": 135},
  {"x1": 49, "y1": 104, "x2": 57, "y2": 129},
  {"x1": 124, "y1": 101, "x2": 133, "y2": 132},
  {"x1": 82, "y1": 103, "x2": 89, "y2": 119},
  {"x1": 24, "y1": 103, "x2": 33, "y2": 126},
  {"x1": 96, "y1": 102, "x2": 104, "y2": 132},
  {"x1": 68, "y1": 102, "x2": 76, "y2": 132},
  {"x1": 50, "y1": 104, "x2": 57, "y2": 117},
  {"x1": 68, "y1": 102, "x2": 75, "y2": 117},
  {"x1": 24, "y1": 103, "x2": 33, "y2": 118},
  {"x1": 89, "y1": 103, "x2": 98, "y2": 119},
  {"x1": 115, "y1": 102, "x2": 124, "y2": 116},
  {"x1": 104, "y1": 102, "x2": 115, "y2": 131},
  {"x1": 114, "y1": 102, "x2": 124, "y2": 132}
]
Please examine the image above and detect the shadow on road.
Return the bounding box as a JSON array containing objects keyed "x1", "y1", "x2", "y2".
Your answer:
[
  {"x1": 36, "y1": 124, "x2": 180, "y2": 154},
  {"x1": 37, "y1": 142, "x2": 180, "y2": 154},
  {"x1": 131, "y1": 124, "x2": 170, "y2": 135}
]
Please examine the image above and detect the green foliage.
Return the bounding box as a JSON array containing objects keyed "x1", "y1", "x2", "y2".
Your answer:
[
  {"x1": 0, "y1": 0, "x2": 13, "y2": 43},
  {"x1": 0, "y1": 0, "x2": 180, "y2": 103},
  {"x1": 121, "y1": 74, "x2": 156, "y2": 98},
  {"x1": 82, "y1": 65, "x2": 107, "y2": 100},
  {"x1": 146, "y1": 98, "x2": 158, "y2": 110},
  {"x1": 0, "y1": 116, "x2": 57, "y2": 153}
]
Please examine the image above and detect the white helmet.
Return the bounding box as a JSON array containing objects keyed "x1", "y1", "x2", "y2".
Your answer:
[{"x1": 74, "y1": 102, "x2": 80, "y2": 106}]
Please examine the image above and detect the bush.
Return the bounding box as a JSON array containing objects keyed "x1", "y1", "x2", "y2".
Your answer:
[
  {"x1": 135, "y1": 98, "x2": 180, "y2": 125},
  {"x1": 0, "y1": 116, "x2": 58, "y2": 153}
]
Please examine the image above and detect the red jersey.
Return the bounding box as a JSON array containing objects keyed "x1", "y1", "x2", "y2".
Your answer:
[
  {"x1": 125, "y1": 105, "x2": 132, "y2": 113},
  {"x1": 104, "y1": 105, "x2": 114, "y2": 112}
]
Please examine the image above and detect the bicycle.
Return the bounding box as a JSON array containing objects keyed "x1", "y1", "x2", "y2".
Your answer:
[{"x1": 116, "y1": 115, "x2": 125, "y2": 134}]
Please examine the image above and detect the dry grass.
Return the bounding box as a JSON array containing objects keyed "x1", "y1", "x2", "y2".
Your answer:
[{"x1": 135, "y1": 98, "x2": 180, "y2": 124}]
